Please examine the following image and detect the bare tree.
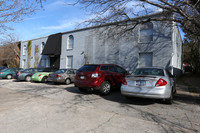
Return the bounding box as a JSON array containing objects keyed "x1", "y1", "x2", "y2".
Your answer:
[
  {"x1": 74, "y1": 0, "x2": 200, "y2": 38},
  {"x1": 0, "y1": 0, "x2": 45, "y2": 42},
  {"x1": 0, "y1": 34, "x2": 21, "y2": 67}
]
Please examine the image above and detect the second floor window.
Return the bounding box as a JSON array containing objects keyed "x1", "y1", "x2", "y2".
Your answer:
[
  {"x1": 23, "y1": 45, "x2": 26, "y2": 56},
  {"x1": 139, "y1": 22, "x2": 153, "y2": 43},
  {"x1": 67, "y1": 35, "x2": 74, "y2": 50}
]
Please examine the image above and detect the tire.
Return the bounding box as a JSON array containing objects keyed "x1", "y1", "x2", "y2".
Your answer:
[
  {"x1": 165, "y1": 90, "x2": 173, "y2": 104},
  {"x1": 65, "y1": 78, "x2": 71, "y2": 85},
  {"x1": 78, "y1": 87, "x2": 87, "y2": 92},
  {"x1": 100, "y1": 81, "x2": 111, "y2": 95},
  {"x1": 42, "y1": 77, "x2": 48, "y2": 83},
  {"x1": 6, "y1": 75, "x2": 12, "y2": 79},
  {"x1": 25, "y1": 76, "x2": 32, "y2": 82}
]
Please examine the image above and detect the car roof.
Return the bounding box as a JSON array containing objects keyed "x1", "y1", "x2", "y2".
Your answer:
[
  {"x1": 137, "y1": 66, "x2": 166, "y2": 70},
  {"x1": 84, "y1": 64, "x2": 120, "y2": 66}
]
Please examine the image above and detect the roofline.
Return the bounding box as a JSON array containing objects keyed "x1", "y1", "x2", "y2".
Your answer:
[
  {"x1": 62, "y1": 11, "x2": 171, "y2": 34},
  {"x1": 21, "y1": 11, "x2": 171, "y2": 42}
]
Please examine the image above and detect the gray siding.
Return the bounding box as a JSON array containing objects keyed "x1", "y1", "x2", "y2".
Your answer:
[
  {"x1": 20, "y1": 15, "x2": 182, "y2": 76},
  {"x1": 60, "y1": 21, "x2": 176, "y2": 72},
  {"x1": 20, "y1": 37, "x2": 49, "y2": 69}
]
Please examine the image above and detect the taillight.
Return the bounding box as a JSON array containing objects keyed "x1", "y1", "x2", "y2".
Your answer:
[
  {"x1": 0, "y1": 72, "x2": 3, "y2": 74},
  {"x1": 38, "y1": 74, "x2": 41, "y2": 77},
  {"x1": 56, "y1": 75, "x2": 61, "y2": 77},
  {"x1": 18, "y1": 72, "x2": 22, "y2": 74},
  {"x1": 155, "y1": 78, "x2": 167, "y2": 86},
  {"x1": 91, "y1": 73, "x2": 99, "y2": 78},
  {"x1": 122, "y1": 78, "x2": 127, "y2": 85}
]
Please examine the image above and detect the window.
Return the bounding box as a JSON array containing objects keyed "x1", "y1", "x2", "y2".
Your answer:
[
  {"x1": 100, "y1": 66, "x2": 109, "y2": 71},
  {"x1": 115, "y1": 66, "x2": 126, "y2": 74},
  {"x1": 109, "y1": 66, "x2": 117, "y2": 73},
  {"x1": 55, "y1": 69, "x2": 67, "y2": 74},
  {"x1": 22, "y1": 59, "x2": 26, "y2": 68},
  {"x1": 67, "y1": 35, "x2": 74, "y2": 50},
  {"x1": 139, "y1": 53, "x2": 153, "y2": 67},
  {"x1": 23, "y1": 45, "x2": 26, "y2": 56},
  {"x1": 41, "y1": 42, "x2": 45, "y2": 54},
  {"x1": 41, "y1": 59, "x2": 46, "y2": 67},
  {"x1": 77, "y1": 65, "x2": 98, "y2": 72},
  {"x1": 133, "y1": 68, "x2": 164, "y2": 76},
  {"x1": 139, "y1": 22, "x2": 153, "y2": 43},
  {"x1": 67, "y1": 69, "x2": 75, "y2": 74},
  {"x1": 66, "y1": 56, "x2": 73, "y2": 68}
]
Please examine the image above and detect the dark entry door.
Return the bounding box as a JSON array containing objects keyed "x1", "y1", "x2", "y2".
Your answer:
[{"x1": 50, "y1": 56, "x2": 60, "y2": 68}]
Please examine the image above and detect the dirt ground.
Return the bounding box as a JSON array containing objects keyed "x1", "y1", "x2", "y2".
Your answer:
[
  {"x1": 0, "y1": 74, "x2": 199, "y2": 133},
  {"x1": 176, "y1": 73, "x2": 200, "y2": 105}
]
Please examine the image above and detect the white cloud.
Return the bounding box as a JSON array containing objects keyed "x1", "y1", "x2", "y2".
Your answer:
[{"x1": 40, "y1": 18, "x2": 83, "y2": 31}]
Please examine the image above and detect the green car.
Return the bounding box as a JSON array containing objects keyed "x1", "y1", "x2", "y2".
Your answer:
[
  {"x1": 0, "y1": 68, "x2": 23, "y2": 79},
  {"x1": 31, "y1": 68, "x2": 58, "y2": 82}
]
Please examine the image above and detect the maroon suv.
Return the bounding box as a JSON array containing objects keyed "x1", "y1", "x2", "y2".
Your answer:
[{"x1": 74, "y1": 64, "x2": 128, "y2": 95}]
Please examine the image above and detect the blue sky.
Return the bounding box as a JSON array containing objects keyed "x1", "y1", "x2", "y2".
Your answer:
[
  {"x1": 8, "y1": 0, "x2": 184, "y2": 41},
  {"x1": 9, "y1": 0, "x2": 87, "y2": 41}
]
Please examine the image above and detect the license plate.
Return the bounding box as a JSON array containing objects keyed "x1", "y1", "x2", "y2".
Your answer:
[
  {"x1": 136, "y1": 81, "x2": 146, "y2": 86},
  {"x1": 80, "y1": 76, "x2": 85, "y2": 79}
]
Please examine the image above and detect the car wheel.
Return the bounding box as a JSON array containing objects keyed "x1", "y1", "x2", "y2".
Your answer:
[
  {"x1": 78, "y1": 87, "x2": 87, "y2": 92},
  {"x1": 65, "y1": 78, "x2": 71, "y2": 85},
  {"x1": 42, "y1": 77, "x2": 48, "y2": 83},
  {"x1": 165, "y1": 90, "x2": 173, "y2": 104},
  {"x1": 25, "y1": 76, "x2": 32, "y2": 82},
  {"x1": 100, "y1": 81, "x2": 111, "y2": 95},
  {"x1": 6, "y1": 75, "x2": 12, "y2": 79}
]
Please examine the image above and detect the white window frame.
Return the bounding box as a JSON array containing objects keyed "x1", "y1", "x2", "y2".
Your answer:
[
  {"x1": 41, "y1": 42, "x2": 45, "y2": 54},
  {"x1": 138, "y1": 22, "x2": 153, "y2": 43},
  {"x1": 67, "y1": 35, "x2": 74, "y2": 50},
  {"x1": 139, "y1": 52, "x2": 153, "y2": 67},
  {"x1": 66, "y1": 56, "x2": 73, "y2": 68},
  {"x1": 23, "y1": 45, "x2": 26, "y2": 56},
  {"x1": 22, "y1": 59, "x2": 26, "y2": 68}
]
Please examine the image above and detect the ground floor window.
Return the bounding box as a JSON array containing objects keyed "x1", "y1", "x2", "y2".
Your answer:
[
  {"x1": 41, "y1": 58, "x2": 47, "y2": 67},
  {"x1": 66, "y1": 56, "x2": 73, "y2": 68},
  {"x1": 139, "y1": 53, "x2": 153, "y2": 67},
  {"x1": 22, "y1": 59, "x2": 26, "y2": 68}
]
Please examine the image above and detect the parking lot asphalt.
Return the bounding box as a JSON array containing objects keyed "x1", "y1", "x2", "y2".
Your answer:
[{"x1": 0, "y1": 79, "x2": 199, "y2": 133}]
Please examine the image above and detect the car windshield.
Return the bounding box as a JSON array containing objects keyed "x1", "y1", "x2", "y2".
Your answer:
[
  {"x1": 22, "y1": 69, "x2": 32, "y2": 73},
  {"x1": 38, "y1": 68, "x2": 49, "y2": 72},
  {"x1": 54, "y1": 69, "x2": 67, "y2": 74},
  {"x1": 132, "y1": 68, "x2": 164, "y2": 76},
  {"x1": 38, "y1": 68, "x2": 58, "y2": 72},
  {"x1": 78, "y1": 65, "x2": 98, "y2": 72}
]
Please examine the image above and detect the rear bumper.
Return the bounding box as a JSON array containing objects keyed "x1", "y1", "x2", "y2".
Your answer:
[
  {"x1": 32, "y1": 77, "x2": 42, "y2": 82},
  {"x1": 74, "y1": 79, "x2": 102, "y2": 90},
  {"x1": 17, "y1": 75, "x2": 25, "y2": 81},
  {"x1": 0, "y1": 74, "x2": 6, "y2": 78},
  {"x1": 120, "y1": 85, "x2": 171, "y2": 99},
  {"x1": 47, "y1": 77, "x2": 65, "y2": 83}
]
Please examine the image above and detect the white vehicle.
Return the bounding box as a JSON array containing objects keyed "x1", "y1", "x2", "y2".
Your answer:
[{"x1": 121, "y1": 67, "x2": 176, "y2": 104}]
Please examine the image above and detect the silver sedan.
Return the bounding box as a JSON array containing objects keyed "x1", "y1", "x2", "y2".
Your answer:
[{"x1": 120, "y1": 67, "x2": 176, "y2": 104}]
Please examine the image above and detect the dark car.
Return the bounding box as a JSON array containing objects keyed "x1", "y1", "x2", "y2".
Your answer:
[
  {"x1": 0, "y1": 68, "x2": 23, "y2": 79},
  {"x1": 17, "y1": 68, "x2": 43, "y2": 82},
  {"x1": 48, "y1": 69, "x2": 77, "y2": 85},
  {"x1": 0, "y1": 66, "x2": 7, "y2": 71},
  {"x1": 74, "y1": 64, "x2": 128, "y2": 95}
]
